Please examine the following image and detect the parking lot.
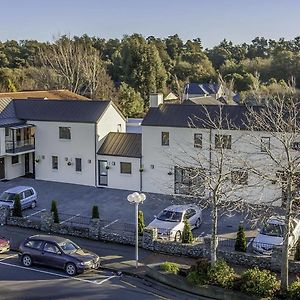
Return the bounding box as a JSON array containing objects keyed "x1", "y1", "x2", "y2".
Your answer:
[{"x1": 0, "y1": 177, "x2": 255, "y2": 238}]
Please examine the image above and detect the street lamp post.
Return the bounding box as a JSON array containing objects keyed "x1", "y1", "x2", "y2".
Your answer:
[{"x1": 127, "y1": 192, "x2": 146, "y2": 268}]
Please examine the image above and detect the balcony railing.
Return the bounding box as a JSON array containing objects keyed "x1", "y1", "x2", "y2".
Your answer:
[{"x1": 6, "y1": 138, "x2": 35, "y2": 154}]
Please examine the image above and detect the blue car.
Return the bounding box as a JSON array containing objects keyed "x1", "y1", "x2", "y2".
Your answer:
[{"x1": 0, "y1": 186, "x2": 37, "y2": 210}]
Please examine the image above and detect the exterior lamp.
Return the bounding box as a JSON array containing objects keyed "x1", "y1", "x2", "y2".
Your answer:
[{"x1": 127, "y1": 192, "x2": 146, "y2": 268}]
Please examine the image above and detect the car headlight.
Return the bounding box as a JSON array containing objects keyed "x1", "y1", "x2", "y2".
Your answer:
[{"x1": 79, "y1": 262, "x2": 84, "y2": 266}]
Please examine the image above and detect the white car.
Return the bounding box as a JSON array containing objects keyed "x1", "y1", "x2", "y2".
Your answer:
[
  {"x1": 146, "y1": 205, "x2": 202, "y2": 241},
  {"x1": 252, "y1": 216, "x2": 300, "y2": 255}
]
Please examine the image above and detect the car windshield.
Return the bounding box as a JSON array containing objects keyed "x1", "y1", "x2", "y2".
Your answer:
[
  {"x1": 0, "y1": 192, "x2": 16, "y2": 201},
  {"x1": 261, "y1": 223, "x2": 284, "y2": 237},
  {"x1": 59, "y1": 240, "x2": 80, "y2": 254},
  {"x1": 157, "y1": 210, "x2": 182, "y2": 222}
]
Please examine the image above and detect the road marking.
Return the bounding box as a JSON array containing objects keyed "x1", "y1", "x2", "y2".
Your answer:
[
  {"x1": 25, "y1": 209, "x2": 46, "y2": 219},
  {"x1": 96, "y1": 275, "x2": 116, "y2": 285},
  {"x1": 0, "y1": 254, "x2": 18, "y2": 262},
  {"x1": 60, "y1": 214, "x2": 81, "y2": 224},
  {"x1": 102, "y1": 219, "x2": 119, "y2": 229},
  {"x1": 0, "y1": 261, "x2": 100, "y2": 286}
]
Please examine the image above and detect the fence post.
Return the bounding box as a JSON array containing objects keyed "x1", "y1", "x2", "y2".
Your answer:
[{"x1": 40, "y1": 211, "x2": 53, "y2": 232}]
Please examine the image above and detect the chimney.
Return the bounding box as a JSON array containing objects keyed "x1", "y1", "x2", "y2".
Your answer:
[{"x1": 149, "y1": 93, "x2": 163, "y2": 108}]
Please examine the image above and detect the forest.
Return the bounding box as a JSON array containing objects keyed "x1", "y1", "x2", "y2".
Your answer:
[{"x1": 0, "y1": 34, "x2": 299, "y2": 116}]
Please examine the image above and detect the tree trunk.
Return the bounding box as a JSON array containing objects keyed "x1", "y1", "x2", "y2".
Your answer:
[
  {"x1": 280, "y1": 178, "x2": 292, "y2": 293},
  {"x1": 211, "y1": 199, "x2": 218, "y2": 265}
]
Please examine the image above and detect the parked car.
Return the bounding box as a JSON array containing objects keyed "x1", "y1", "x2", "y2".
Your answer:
[
  {"x1": 19, "y1": 235, "x2": 100, "y2": 276},
  {"x1": 146, "y1": 204, "x2": 202, "y2": 241},
  {"x1": 251, "y1": 216, "x2": 300, "y2": 255},
  {"x1": 0, "y1": 186, "x2": 37, "y2": 210},
  {"x1": 0, "y1": 236, "x2": 10, "y2": 253}
]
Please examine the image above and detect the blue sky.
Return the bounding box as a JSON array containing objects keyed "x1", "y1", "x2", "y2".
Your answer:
[{"x1": 1, "y1": 0, "x2": 299, "y2": 48}]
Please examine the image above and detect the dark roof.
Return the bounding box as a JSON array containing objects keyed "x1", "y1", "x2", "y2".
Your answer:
[
  {"x1": 29, "y1": 235, "x2": 68, "y2": 243},
  {"x1": 141, "y1": 104, "x2": 259, "y2": 130},
  {"x1": 97, "y1": 132, "x2": 142, "y2": 158},
  {"x1": 184, "y1": 97, "x2": 223, "y2": 105},
  {"x1": 184, "y1": 83, "x2": 220, "y2": 96},
  {"x1": 14, "y1": 99, "x2": 111, "y2": 123},
  {"x1": 0, "y1": 98, "x2": 24, "y2": 127}
]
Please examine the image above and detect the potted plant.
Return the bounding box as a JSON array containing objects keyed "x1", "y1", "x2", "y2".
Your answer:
[
  {"x1": 35, "y1": 158, "x2": 40, "y2": 163},
  {"x1": 105, "y1": 165, "x2": 110, "y2": 169},
  {"x1": 67, "y1": 161, "x2": 72, "y2": 166}
]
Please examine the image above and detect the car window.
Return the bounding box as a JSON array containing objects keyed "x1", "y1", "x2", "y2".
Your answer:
[
  {"x1": 157, "y1": 210, "x2": 182, "y2": 222},
  {"x1": 18, "y1": 193, "x2": 24, "y2": 200},
  {"x1": 43, "y1": 242, "x2": 60, "y2": 254},
  {"x1": 59, "y1": 240, "x2": 79, "y2": 254},
  {"x1": 0, "y1": 192, "x2": 16, "y2": 201},
  {"x1": 185, "y1": 209, "x2": 196, "y2": 219},
  {"x1": 24, "y1": 190, "x2": 33, "y2": 198},
  {"x1": 25, "y1": 240, "x2": 43, "y2": 250}
]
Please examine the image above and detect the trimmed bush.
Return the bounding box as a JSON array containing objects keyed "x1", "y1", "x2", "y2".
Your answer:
[
  {"x1": 51, "y1": 200, "x2": 59, "y2": 224},
  {"x1": 207, "y1": 260, "x2": 236, "y2": 289},
  {"x1": 187, "y1": 271, "x2": 208, "y2": 285},
  {"x1": 160, "y1": 262, "x2": 180, "y2": 274},
  {"x1": 240, "y1": 267, "x2": 280, "y2": 298},
  {"x1": 92, "y1": 205, "x2": 99, "y2": 219},
  {"x1": 289, "y1": 279, "x2": 300, "y2": 299},
  {"x1": 182, "y1": 219, "x2": 193, "y2": 244},
  {"x1": 235, "y1": 225, "x2": 247, "y2": 252},
  {"x1": 12, "y1": 194, "x2": 22, "y2": 217},
  {"x1": 294, "y1": 239, "x2": 300, "y2": 261},
  {"x1": 138, "y1": 210, "x2": 145, "y2": 236}
]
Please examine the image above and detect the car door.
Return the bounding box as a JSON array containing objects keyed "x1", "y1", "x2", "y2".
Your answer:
[
  {"x1": 24, "y1": 189, "x2": 34, "y2": 208},
  {"x1": 18, "y1": 192, "x2": 26, "y2": 209},
  {"x1": 23, "y1": 239, "x2": 44, "y2": 264},
  {"x1": 41, "y1": 242, "x2": 65, "y2": 269},
  {"x1": 185, "y1": 209, "x2": 197, "y2": 227}
]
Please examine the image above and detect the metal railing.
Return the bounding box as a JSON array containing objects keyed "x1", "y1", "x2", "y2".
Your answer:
[{"x1": 5, "y1": 138, "x2": 35, "y2": 153}]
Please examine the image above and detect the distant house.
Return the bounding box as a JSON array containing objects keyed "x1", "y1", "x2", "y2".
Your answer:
[
  {"x1": 164, "y1": 92, "x2": 179, "y2": 103},
  {"x1": 0, "y1": 90, "x2": 89, "y2": 100}
]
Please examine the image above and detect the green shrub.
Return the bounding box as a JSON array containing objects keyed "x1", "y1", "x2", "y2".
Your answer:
[
  {"x1": 138, "y1": 210, "x2": 145, "y2": 236},
  {"x1": 92, "y1": 205, "x2": 99, "y2": 219},
  {"x1": 289, "y1": 279, "x2": 300, "y2": 299},
  {"x1": 160, "y1": 262, "x2": 180, "y2": 274},
  {"x1": 294, "y1": 239, "x2": 300, "y2": 261},
  {"x1": 240, "y1": 267, "x2": 280, "y2": 298},
  {"x1": 51, "y1": 200, "x2": 59, "y2": 223},
  {"x1": 207, "y1": 260, "x2": 236, "y2": 289},
  {"x1": 187, "y1": 271, "x2": 208, "y2": 285},
  {"x1": 235, "y1": 225, "x2": 247, "y2": 252},
  {"x1": 181, "y1": 219, "x2": 193, "y2": 244},
  {"x1": 12, "y1": 194, "x2": 22, "y2": 217}
]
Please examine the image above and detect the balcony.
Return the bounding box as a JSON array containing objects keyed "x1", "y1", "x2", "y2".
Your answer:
[{"x1": 6, "y1": 138, "x2": 35, "y2": 154}]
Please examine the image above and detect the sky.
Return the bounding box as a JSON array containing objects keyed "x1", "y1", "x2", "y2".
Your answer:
[{"x1": 0, "y1": 0, "x2": 299, "y2": 48}]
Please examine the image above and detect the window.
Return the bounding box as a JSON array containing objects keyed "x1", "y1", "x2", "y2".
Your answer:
[
  {"x1": 43, "y1": 242, "x2": 60, "y2": 254},
  {"x1": 215, "y1": 134, "x2": 231, "y2": 149},
  {"x1": 24, "y1": 189, "x2": 34, "y2": 198},
  {"x1": 25, "y1": 240, "x2": 43, "y2": 250},
  {"x1": 5, "y1": 128, "x2": 9, "y2": 137},
  {"x1": 120, "y1": 162, "x2": 132, "y2": 174},
  {"x1": 174, "y1": 166, "x2": 205, "y2": 195},
  {"x1": 194, "y1": 133, "x2": 202, "y2": 148},
  {"x1": 117, "y1": 124, "x2": 122, "y2": 132},
  {"x1": 231, "y1": 170, "x2": 248, "y2": 185},
  {"x1": 291, "y1": 142, "x2": 300, "y2": 151},
  {"x1": 52, "y1": 156, "x2": 58, "y2": 170},
  {"x1": 59, "y1": 127, "x2": 71, "y2": 139},
  {"x1": 11, "y1": 155, "x2": 19, "y2": 164},
  {"x1": 75, "y1": 158, "x2": 82, "y2": 172},
  {"x1": 261, "y1": 137, "x2": 270, "y2": 152},
  {"x1": 161, "y1": 132, "x2": 169, "y2": 146}
]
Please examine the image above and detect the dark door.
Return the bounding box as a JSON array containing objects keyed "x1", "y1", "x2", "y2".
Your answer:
[
  {"x1": 32, "y1": 153, "x2": 35, "y2": 176},
  {"x1": 98, "y1": 160, "x2": 108, "y2": 186},
  {"x1": 25, "y1": 153, "x2": 30, "y2": 174},
  {"x1": 0, "y1": 158, "x2": 5, "y2": 179},
  {"x1": 41, "y1": 242, "x2": 65, "y2": 268}
]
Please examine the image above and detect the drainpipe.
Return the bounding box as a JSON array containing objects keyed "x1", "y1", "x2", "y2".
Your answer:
[{"x1": 139, "y1": 157, "x2": 143, "y2": 192}]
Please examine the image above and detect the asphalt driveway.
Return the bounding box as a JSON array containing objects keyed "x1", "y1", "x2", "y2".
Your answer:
[{"x1": 0, "y1": 177, "x2": 254, "y2": 238}]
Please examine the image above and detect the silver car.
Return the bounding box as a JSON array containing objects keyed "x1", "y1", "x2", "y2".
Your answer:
[
  {"x1": 147, "y1": 204, "x2": 202, "y2": 241},
  {"x1": 0, "y1": 186, "x2": 37, "y2": 210}
]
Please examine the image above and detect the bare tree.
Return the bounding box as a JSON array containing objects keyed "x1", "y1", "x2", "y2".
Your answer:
[{"x1": 245, "y1": 95, "x2": 300, "y2": 292}]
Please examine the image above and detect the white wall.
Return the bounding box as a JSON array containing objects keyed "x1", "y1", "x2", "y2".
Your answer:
[
  {"x1": 31, "y1": 121, "x2": 96, "y2": 186},
  {"x1": 5, "y1": 154, "x2": 25, "y2": 180},
  {"x1": 97, "y1": 155, "x2": 141, "y2": 191},
  {"x1": 0, "y1": 128, "x2": 6, "y2": 156}
]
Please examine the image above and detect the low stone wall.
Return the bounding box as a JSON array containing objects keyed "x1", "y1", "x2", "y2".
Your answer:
[{"x1": 7, "y1": 216, "x2": 41, "y2": 230}]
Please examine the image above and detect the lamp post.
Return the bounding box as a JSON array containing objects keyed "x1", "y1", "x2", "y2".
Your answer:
[{"x1": 127, "y1": 192, "x2": 146, "y2": 268}]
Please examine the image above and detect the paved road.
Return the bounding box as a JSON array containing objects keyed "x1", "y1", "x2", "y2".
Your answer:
[
  {"x1": 0, "y1": 252, "x2": 205, "y2": 300},
  {"x1": 0, "y1": 177, "x2": 254, "y2": 238}
]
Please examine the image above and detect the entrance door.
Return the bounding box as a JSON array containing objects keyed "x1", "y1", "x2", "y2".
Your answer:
[
  {"x1": 0, "y1": 158, "x2": 4, "y2": 179},
  {"x1": 25, "y1": 153, "x2": 30, "y2": 175},
  {"x1": 98, "y1": 160, "x2": 108, "y2": 186}
]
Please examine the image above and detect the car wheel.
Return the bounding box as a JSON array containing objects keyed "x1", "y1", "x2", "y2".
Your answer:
[
  {"x1": 65, "y1": 263, "x2": 77, "y2": 276},
  {"x1": 22, "y1": 255, "x2": 32, "y2": 267},
  {"x1": 31, "y1": 201, "x2": 37, "y2": 209},
  {"x1": 195, "y1": 218, "x2": 202, "y2": 229},
  {"x1": 174, "y1": 231, "x2": 181, "y2": 242}
]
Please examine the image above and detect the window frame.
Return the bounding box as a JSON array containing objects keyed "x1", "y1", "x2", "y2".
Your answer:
[
  {"x1": 215, "y1": 134, "x2": 232, "y2": 149},
  {"x1": 120, "y1": 162, "x2": 132, "y2": 174},
  {"x1": 11, "y1": 155, "x2": 19, "y2": 165},
  {"x1": 52, "y1": 156, "x2": 58, "y2": 170},
  {"x1": 59, "y1": 127, "x2": 71, "y2": 140},
  {"x1": 194, "y1": 133, "x2": 202, "y2": 148},
  {"x1": 161, "y1": 132, "x2": 170, "y2": 146}
]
